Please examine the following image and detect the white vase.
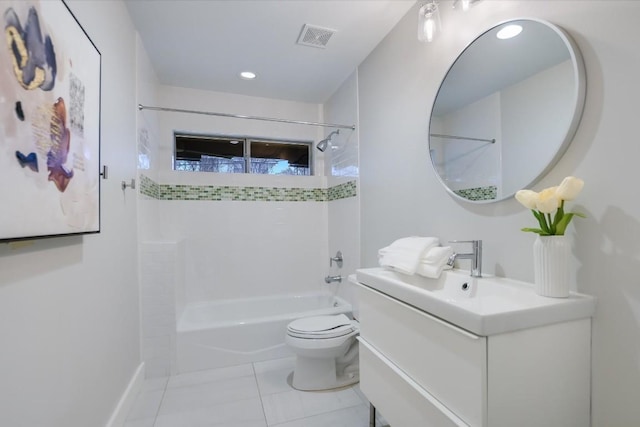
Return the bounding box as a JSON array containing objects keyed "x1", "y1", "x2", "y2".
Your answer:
[{"x1": 533, "y1": 235, "x2": 571, "y2": 298}]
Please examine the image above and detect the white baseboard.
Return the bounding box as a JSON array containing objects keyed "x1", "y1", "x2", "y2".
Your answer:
[{"x1": 106, "y1": 362, "x2": 145, "y2": 427}]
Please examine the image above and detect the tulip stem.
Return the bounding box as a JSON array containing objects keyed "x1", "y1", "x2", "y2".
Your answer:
[
  {"x1": 532, "y1": 210, "x2": 550, "y2": 235},
  {"x1": 517, "y1": 177, "x2": 585, "y2": 236}
]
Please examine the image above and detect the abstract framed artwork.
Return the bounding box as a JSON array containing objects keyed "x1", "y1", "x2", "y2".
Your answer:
[{"x1": 0, "y1": 0, "x2": 101, "y2": 242}]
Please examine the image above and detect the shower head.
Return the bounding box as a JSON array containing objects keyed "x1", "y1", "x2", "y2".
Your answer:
[
  {"x1": 316, "y1": 138, "x2": 329, "y2": 152},
  {"x1": 316, "y1": 130, "x2": 340, "y2": 152}
]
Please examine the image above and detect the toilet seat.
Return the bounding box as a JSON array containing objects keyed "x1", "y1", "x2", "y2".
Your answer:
[{"x1": 287, "y1": 314, "x2": 356, "y2": 339}]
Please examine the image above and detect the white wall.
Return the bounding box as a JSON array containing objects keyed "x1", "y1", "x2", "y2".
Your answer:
[
  {"x1": 0, "y1": 1, "x2": 141, "y2": 425},
  {"x1": 358, "y1": 1, "x2": 640, "y2": 425}
]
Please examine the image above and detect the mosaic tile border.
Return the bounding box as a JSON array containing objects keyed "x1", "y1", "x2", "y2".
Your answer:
[
  {"x1": 139, "y1": 175, "x2": 356, "y2": 202},
  {"x1": 139, "y1": 175, "x2": 160, "y2": 199},
  {"x1": 328, "y1": 180, "x2": 357, "y2": 201},
  {"x1": 159, "y1": 184, "x2": 328, "y2": 202},
  {"x1": 454, "y1": 185, "x2": 497, "y2": 201}
]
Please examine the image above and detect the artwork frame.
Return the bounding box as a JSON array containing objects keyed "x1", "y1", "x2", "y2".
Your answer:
[{"x1": 0, "y1": 0, "x2": 101, "y2": 242}]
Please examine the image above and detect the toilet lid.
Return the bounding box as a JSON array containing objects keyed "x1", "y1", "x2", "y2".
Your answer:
[{"x1": 287, "y1": 314, "x2": 356, "y2": 339}]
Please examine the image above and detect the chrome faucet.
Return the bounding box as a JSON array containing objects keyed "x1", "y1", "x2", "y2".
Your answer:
[
  {"x1": 325, "y1": 275, "x2": 343, "y2": 284},
  {"x1": 448, "y1": 240, "x2": 482, "y2": 277},
  {"x1": 330, "y1": 251, "x2": 343, "y2": 268}
]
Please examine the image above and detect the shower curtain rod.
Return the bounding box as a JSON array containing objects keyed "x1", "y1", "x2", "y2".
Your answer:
[
  {"x1": 138, "y1": 104, "x2": 356, "y2": 130},
  {"x1": 430, "y1": 133, "x2": 495, "y2": 144}
]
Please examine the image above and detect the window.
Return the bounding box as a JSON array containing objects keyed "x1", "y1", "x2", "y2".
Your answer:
[{"x1": 174, "y1": 134, "x2": 312, "y2": 175}]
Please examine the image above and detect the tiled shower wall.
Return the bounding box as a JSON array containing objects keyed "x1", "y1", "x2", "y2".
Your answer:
[
  {"x1": 140, "y1": 175, "x2": 356, "y2": 303},
  {"x1": 139, "y1": 239, "x2": 185, "y2": 378},
  {"x1": 136, "y1": 78, "x2": 360, "y2": 376},
  {"x1": 324, "y1": 71, "x2": 361, "y2": 307}
]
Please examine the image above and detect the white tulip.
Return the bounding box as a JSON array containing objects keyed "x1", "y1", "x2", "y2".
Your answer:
[
  {"x1": 556, "y1": 176, "x2": 584, "y2": 201},
  {"x1": 515, "y1": 190, "x2": 538, "y2": 210},
  {"x1": 536, "y1": 187, "x2": 560, "y2": 214}
]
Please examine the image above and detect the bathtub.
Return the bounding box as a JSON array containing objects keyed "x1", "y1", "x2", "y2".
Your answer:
[{"x1": 176, "y1": 292, "x2": 352, "y2": 373}]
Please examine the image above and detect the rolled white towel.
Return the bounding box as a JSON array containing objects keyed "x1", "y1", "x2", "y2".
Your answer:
[
  {"x1": 378, "y1": 236, "x2": 439, "y2": 275},
  {"x1": 416, "y1": 246, "x2": 454, "y2": 279}
]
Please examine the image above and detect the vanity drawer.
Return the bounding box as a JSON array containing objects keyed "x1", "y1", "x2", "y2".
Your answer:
[
  {"x1": 359, "y1": 339, "x2": 467, "y2": 427},
  {"x1": 355, "y1": 283, "x2": 487, "y2": 426}
]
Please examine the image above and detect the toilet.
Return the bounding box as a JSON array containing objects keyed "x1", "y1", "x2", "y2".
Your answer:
[{"x1": 285, "y1": 313, "x2": 360, "y2": 391}]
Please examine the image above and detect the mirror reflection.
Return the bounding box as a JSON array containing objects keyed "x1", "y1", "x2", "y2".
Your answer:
[{"x1": 429, "y1": 19, "x2": 586, "y2": 203}]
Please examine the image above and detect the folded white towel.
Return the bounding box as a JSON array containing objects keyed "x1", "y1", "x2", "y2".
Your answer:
[
  {"x1": 378, "y1": 237, "x2": 439, "y2": 275},
  {"x1": 416, "y1": 246, "x2": 454, "y2": 279}
]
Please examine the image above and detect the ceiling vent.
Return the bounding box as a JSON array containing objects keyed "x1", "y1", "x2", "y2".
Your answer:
[{"x1": 297, "y1": 24, "x2": 336, "y2": 49}]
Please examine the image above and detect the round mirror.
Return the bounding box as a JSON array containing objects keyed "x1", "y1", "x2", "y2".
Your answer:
[{"x1": 429, "y1": 18, "x2": 586, "y2": 203}]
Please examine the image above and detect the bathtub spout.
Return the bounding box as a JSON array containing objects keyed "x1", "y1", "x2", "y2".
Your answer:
[{"x1": 325, "y1": 275, "x2": 342, "y2": 284}]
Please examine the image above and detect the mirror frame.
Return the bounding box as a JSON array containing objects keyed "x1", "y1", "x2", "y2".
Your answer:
[{"x1": 429, "y1": 18, "x2": 586, "y2": 204}]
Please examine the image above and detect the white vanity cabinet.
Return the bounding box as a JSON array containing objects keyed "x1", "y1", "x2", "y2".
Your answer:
[{"x1": 355, "y1": 282, "x2": 592, "y2": 427}]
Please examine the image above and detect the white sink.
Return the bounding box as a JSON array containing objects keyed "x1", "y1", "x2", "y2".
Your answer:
[{"x1": 354, "y1": 267, "x2": 596, "y2": 336}]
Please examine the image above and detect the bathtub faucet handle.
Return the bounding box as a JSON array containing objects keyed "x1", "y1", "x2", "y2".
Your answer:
[{"x1": 330, "y1": 251, "x2": 343, "y2": 268}]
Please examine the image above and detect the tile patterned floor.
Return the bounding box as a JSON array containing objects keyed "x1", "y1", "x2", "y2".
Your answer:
[{"x1": 124, "y1": 356, "x2": 388, "y2": 427}]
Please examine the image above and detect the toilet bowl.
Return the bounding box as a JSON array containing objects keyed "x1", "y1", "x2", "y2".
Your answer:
[{"x1": 285, "y1": 314, "x2": 360, "y2": 391}]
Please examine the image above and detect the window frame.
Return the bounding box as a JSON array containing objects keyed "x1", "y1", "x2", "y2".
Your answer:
[{"x1": 173, "y1": 132, "x2": 314, "y2": 176}]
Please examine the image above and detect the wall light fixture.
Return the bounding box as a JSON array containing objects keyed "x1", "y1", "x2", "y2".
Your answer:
[
  {"x1": 418, "y1": 0, "x2": 482, "y2": 43},
  {"x1": 418, "y1": 1, "x2": 440, "y2": 43}
]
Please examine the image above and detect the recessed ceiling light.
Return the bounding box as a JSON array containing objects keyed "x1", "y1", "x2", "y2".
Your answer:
[
  {"x1": 496, "y1": 24, "x2": 523, "y2": 40},
  {"x1": 240, "y1": 71, "x2": 256, "y2": 80}
]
